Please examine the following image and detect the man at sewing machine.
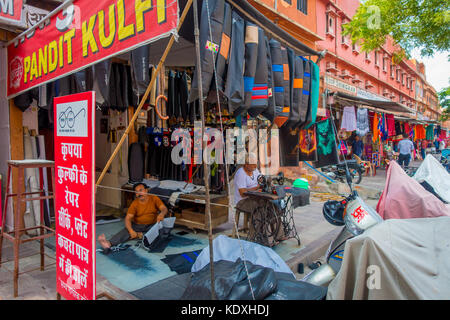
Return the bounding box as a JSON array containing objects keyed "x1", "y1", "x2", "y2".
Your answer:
[{"x1": 98, "y1": 182, "x2": 168, "y2": 252}]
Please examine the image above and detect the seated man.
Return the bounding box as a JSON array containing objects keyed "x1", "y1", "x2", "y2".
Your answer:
[{"x1": 98, "y1": 182, "x2": 168, "y2": 251}]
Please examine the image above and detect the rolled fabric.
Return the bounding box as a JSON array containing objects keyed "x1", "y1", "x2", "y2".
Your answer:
[
  {"x1": 224, "y1": 10, "x2": 245, "y2": 115},
  {"x1": 189, "y1": 0, "x2": 225, "y2": 103},
  {"x1": 248, "y1": 27, "x2": 269, "y2": 118},
  {"x1": 206, "y1": 1, "x2": 232, "y2": 104},
  {"x1": 261, "y1": 36, "x2": 275, "y2": 121},
  {"x1": 241, "y1": 21, "x2": 259, "y2": 115}
]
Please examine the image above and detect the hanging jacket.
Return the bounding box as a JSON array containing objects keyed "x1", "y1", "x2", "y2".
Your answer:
[
  {"x1": 206, "y1": 1, "x2": 232, "y2": 104},
  {"x1": 261, "y1": 36, "x2": 275, "y2": 121},
  {"x1": 224, "y1": 10, "x2": 245, "y2": 115},
  {"x1": 305, "y1": 61, "x2": 320, "y2": 129},
  {"x1": 280, "y1": 46, "x2": 290, "y2": 127},
  {"x1": 269, "y1": 39, "x2": 288, "y2": 127},
  {"x1": 298, "y1": 57, "x2": 311, "y2": 128},
  {"x1": 241, "y1": 21, "x2": 259, "y2": 115},
  {"x1": 167, "y1": 70, "x2": 176, "y2": 119},
  {"x1": 189, "y1": 0, "x2": 225, "y2": 103},
  {"x1": 248, "y1": 27, "x2": 269, "y2": 118},
  {"x1": 286, "y1": 51, "x2": 302, "y2": 127},
  {"x1": 130, "y1": 44, "x2": 150, "y2": 106}
]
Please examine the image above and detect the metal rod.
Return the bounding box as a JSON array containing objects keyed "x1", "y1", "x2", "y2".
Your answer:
[
  {"x1": 192, "y1": 0, "x2": 216, "y2": 300},
  {"x1": 96, "y1": 0, "x2": 194, "y2": 187}
]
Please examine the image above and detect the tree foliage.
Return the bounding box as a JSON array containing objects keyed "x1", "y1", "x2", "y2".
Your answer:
[
  {"x1": 439, "y1": 86, "x2": 450, "y2": 122},
  {"x1": 343, "y1": 0, "x2": 450, "y2": 58}
]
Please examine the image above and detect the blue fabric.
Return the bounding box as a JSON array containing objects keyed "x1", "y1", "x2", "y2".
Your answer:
[
  {"x1": 352, "y1": 140, "x2": 364, "y2": 157},
  {"x1": 272, "y1": 64, "x2": 283, "y2": 72},
  {"x1": 274, "y1": 87, "x2": 284, "y2": 93},
  {"x1": 244, "y1": 76, "x2": 255, "y2": 92}
]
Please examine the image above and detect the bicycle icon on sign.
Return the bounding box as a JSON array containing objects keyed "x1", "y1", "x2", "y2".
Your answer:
[{"x1": 58, "y1": 106, "x2": 86, "y2": 129}]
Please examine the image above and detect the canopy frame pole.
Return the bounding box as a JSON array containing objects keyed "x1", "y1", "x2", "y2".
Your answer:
[
  {"x1": 96, "y1": 0, "x2": 194, "y2": 187},
  {"x1": 192, "y1": 0, "x2": 216, "y2": 300}
]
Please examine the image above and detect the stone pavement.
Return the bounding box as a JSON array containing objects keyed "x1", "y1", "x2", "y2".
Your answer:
[{"x1": 0, "y1": 168, "x2": 389, "y2": 300}]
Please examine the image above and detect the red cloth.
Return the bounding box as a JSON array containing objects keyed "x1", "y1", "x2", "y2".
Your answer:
[
  {"x1": 377, "y1": 161, "x2": 450, "y2": 220},
  {"x1": 386, "y1": 114, "x2": 395, "y2": 137}
]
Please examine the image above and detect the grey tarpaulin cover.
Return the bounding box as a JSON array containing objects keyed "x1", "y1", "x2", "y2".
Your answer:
[
  {"x1": 413, "y1": 154, "x2": 450, "y2": 203},
  {"x1": 327, "y1": 217, "x2": 450, "y2": 300},
  {"x1": 192, "y1": 235, "x2": 294, "y2": 275}
]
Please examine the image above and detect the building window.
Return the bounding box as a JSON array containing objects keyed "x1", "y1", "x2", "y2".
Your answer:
[
  {"x1": 297, "y1": 0, "x2": 307, "y2": 15},
  {"x1": 382, "y1": 56, "x2": 387, "y2": 72},
  {"x1": 326, "y1": 13, "x2": 334, "y2": 36},
  {"x1": 283, "y1": 0, "x2": 292, "y2": 4},
  {"x1": 365, "y1": 51, "x2": 371, "y2": 62},
  {"x1": 390, "y1": 64, "x2": 395, "y2": 78},
  {"x1": 396, "y1": 69, "x2": 400, "y2": 82},
  {"x1": 374, "y1": 51, "x2": 379, "y2": 66}
]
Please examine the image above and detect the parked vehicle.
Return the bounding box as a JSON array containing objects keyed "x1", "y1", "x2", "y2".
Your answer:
[{"x1": 321, "y1": 159, "x2": 364, "y2": 184}]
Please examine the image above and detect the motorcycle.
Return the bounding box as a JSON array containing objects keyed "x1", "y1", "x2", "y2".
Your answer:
[
  {"x1": 303, "y1": 167, "x2": 383, "y2": 287},
  {"x1": 321, "y1": 159, "x2": 364, "y2": 184}
]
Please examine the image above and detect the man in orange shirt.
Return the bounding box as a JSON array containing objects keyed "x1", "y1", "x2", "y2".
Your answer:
[{"x1": 98, "y1": 183, "x2": 168, "y2": 251}]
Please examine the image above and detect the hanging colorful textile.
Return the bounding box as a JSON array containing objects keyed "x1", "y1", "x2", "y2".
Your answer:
[
  {"x1": 372, "y1": 113, "x2": 379, "y2": 143},
  {"x1": 386, "y1": 114, "x2": 395, "y2": 137},
  {"x1": 340, "y1": 106, "x2": 357, "y2": 132},
  {"x1": 298, "y1": 127, "x2": 318, "y2": 162},
  {"x1": 426, "y1": 125, "x2": 434, "y2": 141},
  {"x1": 356, "y1": 108, "x2": 370, "y2": 136},
  {"x1": 315, "y1": 119, "x2": 339, "y2": 168}
]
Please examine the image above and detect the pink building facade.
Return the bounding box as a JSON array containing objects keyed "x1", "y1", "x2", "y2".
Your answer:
[{"x1": 315, "y1": 0, "x2": 441, "y2": 122}]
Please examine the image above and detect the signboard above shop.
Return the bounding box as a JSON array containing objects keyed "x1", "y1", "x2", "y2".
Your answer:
[
  {"x1": 324, "y1": 75, "x2": 357, "y2": 96},
  {"x1": 0, "y1": 0, "x2": 25, "y2": 27},
  {"x1": 7, "y1": 0, "x2": 179, "y2": 98}
]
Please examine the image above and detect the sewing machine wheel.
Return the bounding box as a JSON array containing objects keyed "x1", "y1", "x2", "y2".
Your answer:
[
  {"x1": 257, "y1": 174, "x2": 267, "y2": 188},
  {"x1": 247, "y1": 202, "x2": 281, "y2": 247}
]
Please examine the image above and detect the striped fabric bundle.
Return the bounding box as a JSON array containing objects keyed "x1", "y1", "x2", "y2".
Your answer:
[
  {"x1": 299, "y1": 57, "x2": 312, "y2": 128},
  {"x1": 241, "y1": 21, "x2": 259, "y2": 116},
  {"x1": 261, "y1": 36, "x2": 275, "y2": 121},
  {"x1": 269, "y1": 39, "x2": 288, "y2": 127},
  {"x1": 248, "y1": 27, "x2": 269, "y2": 118}
]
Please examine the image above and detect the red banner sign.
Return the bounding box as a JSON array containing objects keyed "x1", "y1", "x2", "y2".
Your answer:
[
  {"x1": 54, "y1": 91, "x2": 96, "y2": 300},
  {"x1": 7, "y1": 0, "x2": 178, "y2": 98},
  {"x1": 0, "y1": 0, "x2": 23, "y2": 23}
]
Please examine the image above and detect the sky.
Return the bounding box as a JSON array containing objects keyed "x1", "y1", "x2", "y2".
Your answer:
[{"x1": 411, "y1": 50, "x2": 450, "y2": 93}]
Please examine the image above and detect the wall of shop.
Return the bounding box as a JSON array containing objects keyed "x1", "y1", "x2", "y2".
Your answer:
[{"x1": 0, "y1": 47, "x2": 11, "y2": 208}]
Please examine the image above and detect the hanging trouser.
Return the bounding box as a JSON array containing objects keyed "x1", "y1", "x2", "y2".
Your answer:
[
  {"x1": 93, "y1": 59, "x2": 111, "y2": 108},
  {"x1": 189, "y1": 0, "x2": 225, "y2": 103},
  {"x1": 240, "y1": 21, "x2": 259, "y2": 116},
  {"x1": 118, "y1": 64, "x2": 129, "y2": 111},
  {"x1": 289, "y1": 55, "x2": 305, "y2": 127},
  {"x1": 128, "y1": 142, "x2": 146, "y2": 183},
  {"x1": 286, "y1": 48, "x2": 300, "y2": 127},
  {"x1": 280, "y1": 46, "x2": 290, "y2": 127},
  {"x1": 173, "y1": 71, "x2": 181, "y2": 120},
  {"x1": 305, "y1": 61, "x2": 320, "y2": 129},
  {"x1": 179, "y1": 72, "x2": 189, "y2": 122},
  {"x1": 224, "y1": 10, "x2": 245, "y2": 115},
  {"x1": 73, "y1": 70, "x2": 87, "y2": 93},
  {"x1": 261, "y1": 36, "x2": 275, "y2": 122},
  {"x1": 130, "y1": 44, "x2": 150, "y2": 106},
  {"x1": 269, "y1": 39, "x2": 288, "y2": 128},
  {"x1": 298, "y1": 57, "x2": 311, "y2": 128},
  {"x1": 206, "y1": 1, "x2": 232, "y2": 105},
  {"x1": 248, "y1": 27, "x2": 269, "y2": 118},
  {"x1": 167, "y1": 70, "x2": 176, "y2": 119}
]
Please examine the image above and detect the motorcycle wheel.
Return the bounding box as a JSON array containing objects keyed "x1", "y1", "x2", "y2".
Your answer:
[{"x1": 349, "y1": 167, "x2": 363, "y2": 184}]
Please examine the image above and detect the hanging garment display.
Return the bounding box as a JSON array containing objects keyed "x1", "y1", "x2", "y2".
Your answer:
[
  {"x1": 372, "y1": 112, "x2": 379, "y2": 143},
  {"x1": 128, "y1": 142, "x2": 146, "y2": 183},
  {"x1": 395, "y1": 121, "x2": 404, "y2": 136},
  {"x1": 340, "y1": 106, "x2": 357, "y2": 132},
  {"x1": 167, "y1": 70, "x2": 176, "y2": 121},
  {"x1": 93, "y1": 59, "x2": 112, "y2": 107},
  {"x1": 279, "y1": 126, "x2": 299, "y2": 167},
  {"x1": 189, "y1": 0, "x2": 225, "y2": 103},
  {"x1": 224, "y1": 10, "x2": 245, "y2": 115},
  {"x1": 298, "y1": 127, "x2": 318, "y2": 162},
  {"x1": 130, "y1": 44, "x2": 150, "y2": 106},
  {"x1": 248, "y1": 27, "x2": 269, "y2": 118},
  {"x1": 315, "y1": 118, "x2": 339, "y2": 168},
  {"x1": 261, "y1": 36, "x2": 275, "y2": 122},
  {"x1": 298, "y1": 56, "x2": 312, "y2": 128},
  {"x1": 269, "y1": 39, "x2": 288, "y2": 127},
  {"x1": 356, "y1": 108, "x2": 370, "y2": 136},
  {"x1": 386, "y1": 114, "x2": 395, "y2": 137},
  {"x1": 338, "y1": 140, "x2": 348, "y2": 156},
  {"x1": 426, "y1": 125, "x2": 434, "y2": 141},
  {"x1": 238, "y1": 21, "x2": 259, "y2": 116},
  {"x1": 178, "y1": 71, "x2": 190, "y2": 122},
  {"x1": 206, "y1": 1, "x2": 232, "y2": 105},
  {"x1": 286, "y1": 50, "x2": 301, "y2": 127},
  {"x1": 305, "y1": 60, "x2": 320, "y2": 129},
  {"x1": 280, "y1": 46, "x2": 290, "y2": 127}
]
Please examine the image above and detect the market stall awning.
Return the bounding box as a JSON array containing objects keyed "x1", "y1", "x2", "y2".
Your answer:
[{"x1": 333, "y1": 91, "x2": 416, "y2": 115}]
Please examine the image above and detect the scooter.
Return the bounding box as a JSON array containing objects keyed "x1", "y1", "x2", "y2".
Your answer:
[
  {"x1": 321, "y1": 159, "x2": 364, "y2": 184},
  {"x1": 302, "y1": 167, "x2": 383, "y2": 287}
]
